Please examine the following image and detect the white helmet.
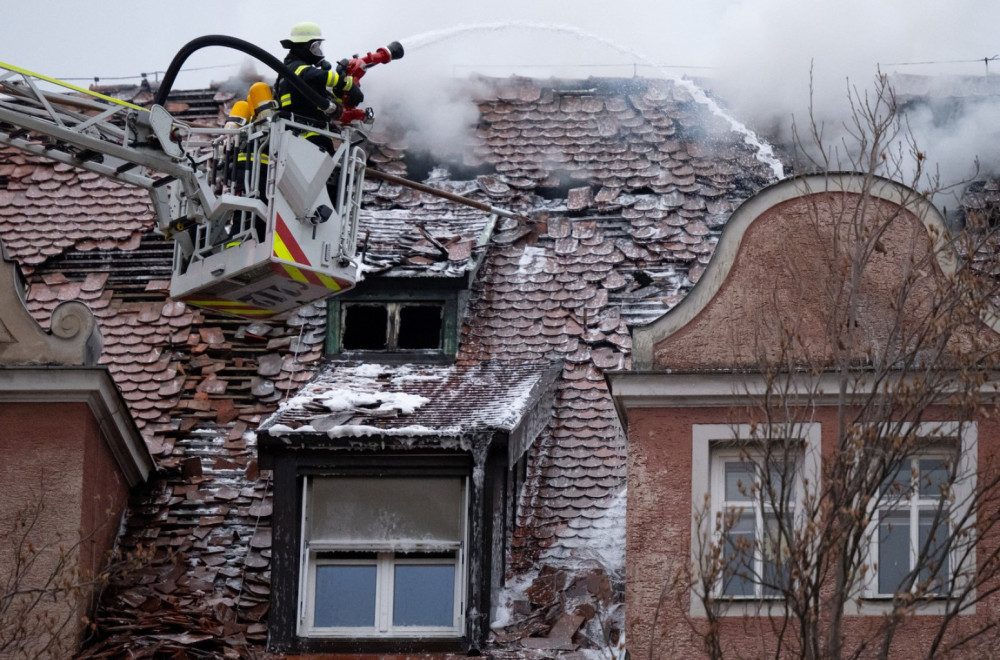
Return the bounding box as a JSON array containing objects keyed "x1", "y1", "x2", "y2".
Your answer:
[{"x1": 287, "y1": 22, "x2": 323, "y2": 44}]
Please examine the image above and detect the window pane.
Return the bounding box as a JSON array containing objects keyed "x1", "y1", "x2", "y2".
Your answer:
[
  {"x1": 725, "y1": 461, "x2": 754, "y2": 501},
  {"x1": 880, "y1": 463, "x2": 912, "y2": 504},
  {"x1": 722, "y1": 513, "x2": 755, "y2": 596},
  {"x1": 392, "y1": 563, "x2": 455, "y2": 627},
  {"x1": 342, "y1": 304, "x2": 388, "y2": 350},
  {"x1": 762, "y1": 512, "x2": 790, "y2": 596},
  {"x1": 918, "y1": 459, "x2": 949, "y2": 499},
  {"x1": 310, "y1": 478, "x2": 464, "y2": 546},
  {"x1": 398, "y1": 305, "x2": 443, "y2": 350},
  {"x1": 765, "y1": 460, "x2": 796, "y2": 505},
  {"x1": 314, "y1": 564, "x2": 376, "y2": 627},
  {"x1": 918, "y1": 510, "x2": 950, "y2": 593},
  {"x1": 878, "y1": 510, "x2": 910, "y2": 595}
]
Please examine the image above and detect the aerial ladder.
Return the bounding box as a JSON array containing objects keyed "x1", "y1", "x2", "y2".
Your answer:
[{"x1": 0, "y1": 36, "x2": 521, "y2": 319}]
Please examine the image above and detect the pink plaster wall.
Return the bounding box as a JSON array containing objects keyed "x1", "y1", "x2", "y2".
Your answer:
[
  {"x1": 625, "y1": 186, "x2": 1000, "y2": 657},
  {"x1": 625, "y1": 406, "x2": 1000, "y2": 659},
  {"x1": 0, "y1": 401, "x2": 130, "y2": 655}
]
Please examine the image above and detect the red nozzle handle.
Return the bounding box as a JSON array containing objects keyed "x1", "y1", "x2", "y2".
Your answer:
[{"x1": 363, "y1": 41, "x2": 404, "y2": 66}]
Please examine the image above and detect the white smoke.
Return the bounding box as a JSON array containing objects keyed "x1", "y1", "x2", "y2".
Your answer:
[
  {"x1": 17, "y1": 0, "x2": 988, "y2": 195},
  {"x1": 707, "y1": 0, "x2": 1000, "y2": 199},
  {"x1": 362, "y1": 21, "x2": 787, "y2": 179},
  {"x1": 363, "y1": 64, "x2": 486, "y2": 167}
]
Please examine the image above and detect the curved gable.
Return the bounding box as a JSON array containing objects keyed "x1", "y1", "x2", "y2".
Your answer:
[
  {"x1": 0, "y1": 238, "x2": 101, "y2": 366},
  {"x1": 632, "y1": 173, "x2": 983, "y2": 371}
]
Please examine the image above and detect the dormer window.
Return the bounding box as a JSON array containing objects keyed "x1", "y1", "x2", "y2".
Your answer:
[
  {"x1": 327, "y1": 293, "x2": 460, "y2": 358},
  {"x1": 342, "y1": 302, "x2": 444, "y2": 351},
  {"x1": 258, "y1": 361, "x2": 560, "y2": 655}
]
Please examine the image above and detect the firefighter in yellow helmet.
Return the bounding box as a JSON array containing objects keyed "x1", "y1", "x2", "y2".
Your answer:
[{"x1": 276, "y1": 21, "x2": 362, "y2": 150}]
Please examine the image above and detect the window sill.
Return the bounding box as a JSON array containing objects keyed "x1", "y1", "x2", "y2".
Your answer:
[
  {"x1": 704, "y1": 596, "x2": 973, "y2": 618},
  {"x1": 708, "y1": 597, "x2": 787, "y2": 617},
  {"x1": 847, "y1": 596, "x2": 972, "y2": 617},
  {"x1": 302, "y1": 630, "x2": 463, "y2": 639},
  {"x1": 271, "y1": 635, "x2": 472, "y2": 655},
  {"x1": 332, "y1": 350, "x2": 455, "y2": 364}
]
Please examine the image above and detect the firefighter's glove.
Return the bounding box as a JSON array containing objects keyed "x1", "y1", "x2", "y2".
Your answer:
[
  {"x1": 343, "y1": 84, "x2": 364, "y2": 108},
  {"x1": 323, "y1": 102, "x2": 343, "y2": 119},
  {"x1": 332, "y1": 73, "x2": 353, "y2": 95}
]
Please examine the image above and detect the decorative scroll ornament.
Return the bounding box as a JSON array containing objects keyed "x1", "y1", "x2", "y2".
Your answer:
[{"x1": 0, "y1": 239, "x2": 102, "y2": 366}]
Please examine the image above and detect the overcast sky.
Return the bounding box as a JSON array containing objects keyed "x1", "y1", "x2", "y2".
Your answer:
[
  {"x1": 3, "y1": 0, "x2": 1000, "y2": 189},
  {"x1": 4, "y1": 1, "x2": 996, "y2": 88}
]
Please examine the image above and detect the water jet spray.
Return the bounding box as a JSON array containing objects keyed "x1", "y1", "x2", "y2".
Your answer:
[{"x1": 399, "y1": 21, "x2": 785, "y2": 180}]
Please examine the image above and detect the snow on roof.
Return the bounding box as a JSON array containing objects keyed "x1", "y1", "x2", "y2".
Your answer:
[{"x1": 260, "y1": 360, "x2": 557, "y2": 438}]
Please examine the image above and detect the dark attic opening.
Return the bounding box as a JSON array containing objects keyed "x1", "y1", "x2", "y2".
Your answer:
[
  {"x1": 403, "y1": 149, "x2": 496, "y2": 183},
  {"x1": 535, "y1": 170, "x2": 582, "y2": 201},
  {"x1": 341, "y1": 302, "x2": 444, "y2": 352},
  {"x1": 398, "y1": 304, "x2": 443, "y2": 349}
]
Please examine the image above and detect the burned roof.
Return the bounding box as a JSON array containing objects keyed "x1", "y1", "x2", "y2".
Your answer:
[
  {"x1": 357, "y1": 206, "x2": 494, "y2": 279},
  {"x1": 360, "y1": 76, "x2": 776, "y2": 322},
  {"x1": 1, "y1": 74, "x2": 782, "y2": 656}
]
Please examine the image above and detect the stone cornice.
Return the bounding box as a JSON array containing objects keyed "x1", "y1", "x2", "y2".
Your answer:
[{"x1": 606, "y1": 369, "x2": 997, "y2": 429}]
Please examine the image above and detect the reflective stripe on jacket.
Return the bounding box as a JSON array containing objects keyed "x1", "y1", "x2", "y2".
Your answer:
[{"x1": 276, "y1": 57, "x2": 343, "y2": 123}]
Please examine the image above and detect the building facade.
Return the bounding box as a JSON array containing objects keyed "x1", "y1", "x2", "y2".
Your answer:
[{"x1": 610, "y1": 174, "x2": 1000, "y2": 658}]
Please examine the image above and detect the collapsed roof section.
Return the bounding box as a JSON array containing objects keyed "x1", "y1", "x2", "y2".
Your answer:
[{"x1": 357, "y1": 207, "x2": 495, "y2": 279}]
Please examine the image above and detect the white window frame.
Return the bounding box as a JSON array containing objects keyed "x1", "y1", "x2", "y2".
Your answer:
[
  {"x1": 298, "y1": 476, "x2": 469, "y2": 638},
  {"x1": 710, "y1": 447, "x2": 799, "y2": 600},
  {"x1": 691, "y1": 423, "x2": 821, "y2": 617},
  {"x1": 857, "y1": 421, "x2": 977, "y2": 614}
]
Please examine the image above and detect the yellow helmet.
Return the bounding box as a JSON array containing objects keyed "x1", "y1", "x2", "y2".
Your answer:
[{"x1": 287, "y1": 22, "x2": 323, "y2": 43}]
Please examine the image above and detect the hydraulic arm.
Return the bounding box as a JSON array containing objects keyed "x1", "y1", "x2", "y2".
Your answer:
[
  {"x1": 0, "y1": 58, "x2": 364, "y2": 317},
  {"x1": 0, "y1": 36, "x2": 521, "y2": 318}
]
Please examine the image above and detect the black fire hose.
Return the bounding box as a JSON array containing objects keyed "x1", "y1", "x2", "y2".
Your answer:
[{"x1": 153, "y1": 34, "x2": 330, "y2": 113}]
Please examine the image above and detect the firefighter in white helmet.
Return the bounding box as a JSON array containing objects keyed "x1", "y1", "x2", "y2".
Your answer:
[{"x1": 276, "y1": 21, "x2": 362, "y2": 150}]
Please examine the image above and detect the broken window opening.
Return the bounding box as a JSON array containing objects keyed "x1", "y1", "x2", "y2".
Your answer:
[
  {"x1": 342, "y1": 304, "x2": 389, "y2": 350},
  {"x1": 398, "y1": 305, "x2": 443, "y2": 349},
  {"x1": 341, "y1": 302, "x2": 443, "y2": 352}
]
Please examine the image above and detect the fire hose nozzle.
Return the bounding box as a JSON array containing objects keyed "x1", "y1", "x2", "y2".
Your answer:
[
  {"x1": 366, "y1": 42, "x2": 404, "y2": 66},
  {"x1": 345, "y1": 42, "x2": 404, "y2": 80}
]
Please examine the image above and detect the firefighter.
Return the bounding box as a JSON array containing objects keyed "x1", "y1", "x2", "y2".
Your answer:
[{"x1": 276, "y1": 21, "x2": 363, "y2": 151}]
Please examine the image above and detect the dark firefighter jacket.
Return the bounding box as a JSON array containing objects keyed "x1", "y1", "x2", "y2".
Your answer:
[{"x1": 276, "y1": 56, "x2": 351, "y2": 125}]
